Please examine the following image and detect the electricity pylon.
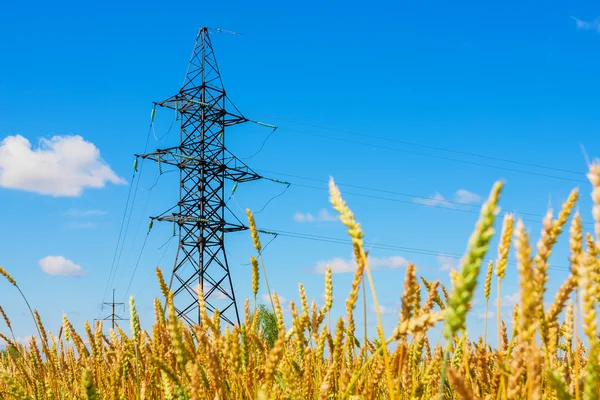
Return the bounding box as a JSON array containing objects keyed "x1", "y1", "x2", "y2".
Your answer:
[
  {"x1": 137, "y1": 27, "x2": 265, "y2": 327},
  {"x1": 97, "y1": 289, "x2": 127, "y2": 330}
]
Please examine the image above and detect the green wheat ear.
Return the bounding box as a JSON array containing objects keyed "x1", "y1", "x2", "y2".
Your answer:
[
  {"x1": 443, "y1": 181, "x2": 503, "y2": 341},
  {"x1": 82, "y1": 369, "x2": 100, "y2": 400}
]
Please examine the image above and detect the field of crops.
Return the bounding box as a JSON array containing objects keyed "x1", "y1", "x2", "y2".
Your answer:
[{"x1": 0, "y1": 161, "x2": 599, "y2": 400}]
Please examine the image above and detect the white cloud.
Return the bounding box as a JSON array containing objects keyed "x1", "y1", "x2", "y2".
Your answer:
[
  {"x1": 64, "y1": 209, "x2": 108, "y2": 217},
  {"x1": 454, "y1": 189, "x2": 481, "y2": 204},
  {"x1": 39, "y1": 256, "x2": 87, "y2": 277},
  {"x1": 193, "y1": 285, "x2": 230, "y2": 300},
  {"x1": 313, "y1": 257, "x2": 355, "y2": 274},
  {"x1": 572, "y1": 16, "x2": 600, "y2": 32},
  {"x1": 494, "y1": 293, "x2": 520, "y2": 308},
  {"x1": 478, "y1": 311, "x2": 494, "y2": 320},
  {"x1": 209, "y1": 290, "x2": 229, "y2": 300},
  {"x1": 372, "y1": 304, "x2": 395, "y2": 316},
  {"x1": 293, "y1": 212, "x2": 314, "y2": 223},
  {"x1": 413, "y1": 192, "x2": 453, "y2": 208},
  {"x1": 0, "y1": 135, "x2": 125, "y2": 197},
  {"x1": 294, "y1": 208, "x2": 337, "y2": 223},
  {"x1": 370, "y1": 256, "x2": 409, "y2": 269},
  {"x1": 0, "y1": 335, "x2": 33, "y2": 347},
  {"x1": 261, "y1": 293, "x2": 288, "y2": 307},
  {"x1": 414, "y1": 189, "x2": 481, "y2": 209},
  {"x1": 311, "y1": 254, "x2": 408, "y2": 274}
]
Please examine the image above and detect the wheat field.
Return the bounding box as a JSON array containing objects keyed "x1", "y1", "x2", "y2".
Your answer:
[{"x1": 0, "y1": 160, "x2": 599, "y2": 400}]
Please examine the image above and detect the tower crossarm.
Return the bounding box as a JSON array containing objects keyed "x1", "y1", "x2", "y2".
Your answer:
[
  {"x1": 151, "y1": 214, "x2": 248, "y2": 234},
  {"x1": 155, "y1": 92, "x2": 247, "y2": 127},
  {"x1": 136, "y1": 149, "x2": 262, "y2": 183}
]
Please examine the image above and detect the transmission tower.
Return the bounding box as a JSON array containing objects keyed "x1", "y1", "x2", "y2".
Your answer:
[
  {"x1": 97, "y1": 289, "x2": 127, "y2": 330},
  {"x1": 137, "y1": 27, "x2": 265, "y2": 327}
]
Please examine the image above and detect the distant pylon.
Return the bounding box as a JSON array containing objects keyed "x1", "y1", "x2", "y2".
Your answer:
[
  {"x1": 137, "y1": 27, "x2": 265, "y2": 327},
  {"x1": 98, "y1": 289, "x2": 127, "y2": 330}
]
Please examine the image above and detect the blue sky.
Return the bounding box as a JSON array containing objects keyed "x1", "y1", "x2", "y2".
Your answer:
[{"x1": 1, "y1": 0, "x2": 599, "y2": 347}]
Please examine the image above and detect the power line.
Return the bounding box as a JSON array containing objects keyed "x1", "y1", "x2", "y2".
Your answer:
[
  {"x1": 239, "y1": 127, "x2": 278, "y2": 160},
  {"x1": 258, "y1": 115, "x2": 584, "y2": 176},
  {"x1": 274, "y1": 127, "x2": 588, "y2": 184},
  {"x1": 265, "y1": 228, "x2": 571, "y2": 272},
  {"x1": 102, "y1": 119, "x2": 154, "y2": 304},
  {"x1": 101, "y1": 33, "x2": 583, "y2": 323},
  {"x1": 134, "y1": 235, "x2": 176, "y2": 299},
  {"x1": 122, "y1": 229, "x2": 151, "y2": 303},
  {"x1": 111, "y1": 163, "x2": 145, "y2": 290},
  {"x1": 118, "y1": 166, "x2": 169, "y2": 303},
  {"x1": 253, "y1": 169, "x2": 595, "y2": 229},
  {"x1": 107, "y1": 117, "x2": 173, "y2": 305},
  {"x1": 118, "y1": 173, "x2": 158, "y2": 296},
  {"x1": 100, "y1": 170, "x2": 135, "y2": 311}
]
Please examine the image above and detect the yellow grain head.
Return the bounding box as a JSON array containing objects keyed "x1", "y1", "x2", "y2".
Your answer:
[
  {"x1": 154, "y1": 297, "x2": 165, "y2": 326},
  {"x1": 196, "y1": 281, "x2": 210, "y2": 329},
  {"x1": 440, "y1": 284, "x2": 449, "y2": 305},
  {"x1": 570, "y1": 212, "x2": 583, "y2": 281},
  {"x1": 129, "y1": 296, "x2": 140, "y2": 343},
  {"x1": 244, "y1": 298, "x2": 251, "y2": 327},
  {"x1": 579, "y1": 252, "x2": 599, "y2": 399},
  {"x1": 400, "y1": 263, "x2": 417, "y2": 322},
  {"x1": 563, "y1": 299, "x2": 574, "y2": 351},
  {"x1": 246, "y1": 208, "x2": 262, "y2": 253},
  {"x1": 501, "y1": 320, "x2": 508, "y2": 353},
  {"x1": 0, "y1": 305, "x2": 11, "y2": 330},
  {"x1": 552, "y1": 188, "x2": 578, "y2": 241},
  {"x1": 167, "y1": 295, "x2": 186, "y2": 366},
  {"x1": 272, "y1": 292, "x2": 285, "y2": 333},
  {"x1": 328, "y1": 177, "x2": 364, "y2": 248},
  {"x1": 514, "y1": 220, "x2": 536, "y2": 343},
  {"x1": 0, "y1": 266, "x2": 16, "y2": 286},
  {"x1": 33, "y1": 310, "x2": 48, "y2": 348},
  {"x1": 155, "y1": 266, "x2": 170, "y2": 299},
  {"x1": 393, "y1": 311, "x2": 445, "y2": 340},
  {"x1": 495, "y1": 213, "x2": 514, "y2": 279},
  {"x1": 586, "y1": 233, "x2": 598, "y2": 259},
  {"x1": 545, "y1": 275, "x2": 575, "y2": 326},
  {"x1": 447, "y1": 366, "x2": 475, "y2": 399},
  {"x1": 587, "y1": 161, "x2": 600, "y2": 243},
  {"x1": 484, "y1": 260, "x2": 493, "y2": 301},
  {"x1": 62, "y1": 314, "x2": 71, "y2": 342},
  {"x1": 422, "y1": 280, "x2": 440, "y2": 314},
  {"x1": 298, "y1": 282, "x2": 309, "y2": 329},
  {"x1": 412, "y1": 282, "x2": 422, "y2": 317},
  {"x1": 251, "y1": 256, "x2": 259, "y2": 299},
  {"x1": 263, "y1": 327, "x2": 285, "y2": 387},
  {"x1": 324, "y1": 265, "x2": 333, "y2": 311},
  {"x1": 310, "y1": 300, "x2": 319, "y2": 339},
  {"x1": 533, "y1": 210, "x2": 553, "y2": 291},
  {"x1": 332, "y1": 317, "x2": 345, "y2": 365}
]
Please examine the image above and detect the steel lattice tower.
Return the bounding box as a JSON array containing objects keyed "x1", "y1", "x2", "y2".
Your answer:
[
  {"x1": 138, "y1": 27, "x2": 262, "y2": 327},
  {"x1": 97, "y1": 289, "x2": 127, "y2": 330}
]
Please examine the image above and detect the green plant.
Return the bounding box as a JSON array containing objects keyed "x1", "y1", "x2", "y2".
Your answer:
[{"x1": 255, "y1": 304, "x2": 279, "y2": 348}]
